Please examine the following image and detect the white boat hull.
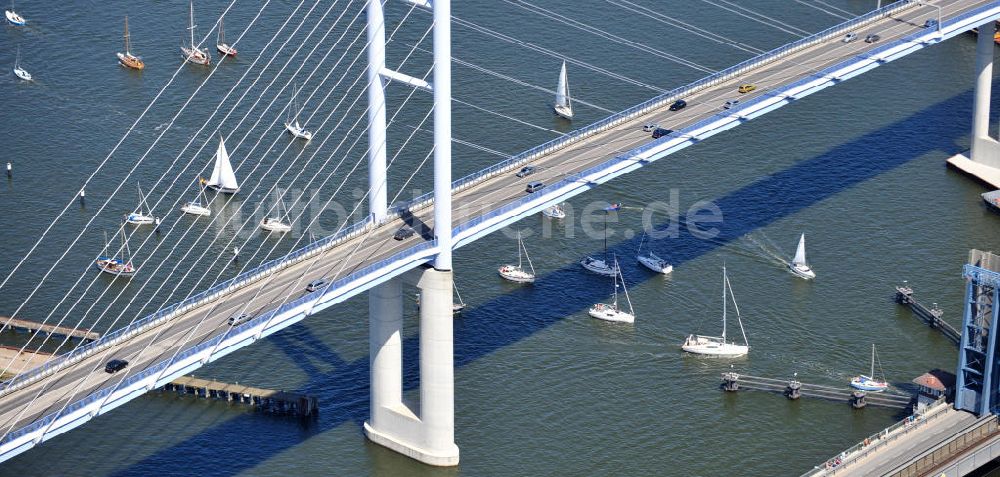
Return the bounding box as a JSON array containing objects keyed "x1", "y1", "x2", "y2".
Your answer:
[
  {"x1": 260, "y1": 219, "x2": 291, "y2": 233},
  {"x1": 588, "y1": 304, "x2": 634, "y2": 323},
  {"x1": 638, "y1": 254, "x2": 673, "y2": 274},
  {"x1": 206, "y1": 184, "x2": 239, "y2": 194},
  {"x1": 13, "y1": 67, "x2": 30, "y2": 81},
  {"x1": 126, "y1": 213, "x2": 154, "y2": 225},
  {"x1": 581, "y1": 257, "x2": 617, "y2": 277},
  {"x1": 789, "y1": 263, "x2": 815, "y2": 279},
  {"x1": 541, "y1": 206, "x2": 565, "y2": 219},
  {"x1": 5, "y1": 10, "x2": 24, "y2": 25},
  {"x1": 681, "y1": 335, "x2": 748, "y2": 356},
  {"x1": 95, "y1": 258, "x2": 135, "y2": 277},
  {"x1": 217, "y1": 43, "x2": 237, "y2": 56},
  {"x1": 554, "y1": 104, "x2": 573, "y2": 120},
  {"x1": 498, "y1": 266, "x2": 534, "y2": 283},
  {"x1": 850, "y1": 376, "x2": 888, "y2": 392},
  {"x1": 181, "y1": 46, "x2": 211, "y2": 65},
  {"x1": 181, "y1": 203, "x2": 211, "y2": 216}
]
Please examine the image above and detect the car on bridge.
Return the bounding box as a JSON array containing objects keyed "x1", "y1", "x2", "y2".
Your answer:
[
  {"x1": 651, "y1": 128, "x2": 673, "y2": 139},
  {"x1": 104, "y1": 359, "x2": 128, "y2": 374},
  {"x1": 393, "y1": 226, "x2": 416, "y2": 241},
  {"x1": 865, "y1": 34, "x2": 881, "y2": 43},
  {"x1": 738, "y1": 84, "x2": 756, "y2": 94},
  {"x1": 515, "y1": 166, "x2": 536, "y2": 178},
  {"x1": 669, "y1": 99, "x2": 687, "y2": 111},
  {"x1": 924, "y1": 18, "x2": 938, "y2": 28},
  {"x1": 228, "y1": 313, "x2": 251, "y2": 326},
  {"x1": 642, "y1": 123, "x2": 658, "y2": 132},
  {"x1": 525, "y1": 181, "x2": 544, "y2": 193},
  {"x1": 306, "y1": 279, "x2": 328, "y2": 293},
  {"x1": 723, "y1": 99, "x2": 740, "y2": 110},
  {"x1": 843, "y1": 32, "x2": 858, "y2": 43}
]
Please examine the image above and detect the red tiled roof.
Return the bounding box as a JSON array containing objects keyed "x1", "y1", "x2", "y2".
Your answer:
[{"x1": 912, "y1": 369, "x2": 956, "y2": 392}]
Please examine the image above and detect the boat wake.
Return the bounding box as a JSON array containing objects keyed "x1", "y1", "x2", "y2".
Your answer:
[{"x1": 740, "y1": 231, "x2": 792, "y2": 268}]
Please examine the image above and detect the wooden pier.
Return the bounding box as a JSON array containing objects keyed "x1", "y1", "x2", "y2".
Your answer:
[
  {"x1": 894, "y1": 284, "x2": 960, "y2": 346},
  {"x1": 0, "y1": 317, "x2": 100, "y2": 342},
  {"x1": 0, "y1": 346, "x2": 52, "y2": 380},
  {"x1": 161, "y1": 376, "x2": 318, "y2": 418},
  {"x1": 721, "y1": 372, "x2": 912, "y2": 410}
]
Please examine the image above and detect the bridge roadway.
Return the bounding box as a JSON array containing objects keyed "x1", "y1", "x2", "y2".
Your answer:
[{"x1": 0, "y1": 0, "x2": 992, "y2": 450}]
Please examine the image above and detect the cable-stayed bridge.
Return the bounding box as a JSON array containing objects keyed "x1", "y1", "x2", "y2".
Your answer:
[{"x1": 1, "y1": 0, "x2": 999, "y2": 468}]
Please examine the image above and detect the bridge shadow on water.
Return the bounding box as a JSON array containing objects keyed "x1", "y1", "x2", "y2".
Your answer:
[{"x1": 114, "y1": 84, "x2": 981, "y2": 475}]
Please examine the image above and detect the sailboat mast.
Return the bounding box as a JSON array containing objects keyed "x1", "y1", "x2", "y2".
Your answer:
[
  {"x1": 721, "y1": 265, "x2": 727, "y2": 341},
  {"x1": 603, "y1": 212, "x2": 608, "y2": 262},
  {"x1": 124, "y1": 16, "x2": 131, "y2": 54},
  {"x1": 218, "y1": 15, "x2": 224, "y2": 44},
  {"x1": 870, "y1": 344, "x2": 875, "y2": 377},
  {"x1": 188, "y1": 0, "x2": 196, "y2": 49}
]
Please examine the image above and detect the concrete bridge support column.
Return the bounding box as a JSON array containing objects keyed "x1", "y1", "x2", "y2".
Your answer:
[
  {"x1": 949, "y1": 22, "x2": 1000, "y2": 186},
  {"x1": 364, "y1": 268, "x2": 459, "y2": 466}
]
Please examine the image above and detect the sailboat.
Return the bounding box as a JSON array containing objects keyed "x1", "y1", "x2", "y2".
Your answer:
[
  {"x1": 126, "y1": 183, "x2": 155, "y2": 225},
  {"x1": 553, "y1": 61, "x2": 573, "y2": 120},
  {"x1": 5, "y1": 1, "x2": 24, "y2": 26},
  {"x1": 588, "y1": 258, "x2": 635, "y2": 323},
  {"x1": 580, "y1": 205, "x2": 618, "y2": 276},
  {"x1": 216, "y1": 14, "x2": 237, "y2": 56},
  {"x1": 95, "y1": 230, "x2": 137, "y2": 277},
  {"x1": 180, "y1": 181, "x2": 211, "y2": 216},
  {"x1": 180, "y1": 0, "x2": 210, "y2": 66},
  {"x1": 284, "y1": 84, "x2": 313, "y2": 140},
  {"x1": 415, "y1": 282, "x2": 466, "y2": 315},
  {"x1": 260, "y1": 196, "x2": 291, "y2": 233},
  {"x1": 202, "y1": 135, "x2": 239, "y2": 193},
  {"x1": 681, "y1": 265, "x2": 749, "y2": 356},
  {"x1": 636, "y1": 232, "x2": 673, "y2": 274},
  {"x1": 498, "y1": 231, "x2": 536, "y2": 283},
  {"x1": 542, "y1": 204, "x2": 566, "y2": 219},
  {"x1": 12, "y1": 46, "x2": 30, "y2": 81},
  {"x1": 788, "y1": 233, "x2": 815, "y2": 279},
  {"x1": 850, "y1": 344, "x2": 889, "y2": 392},
  {"x1": 117, "y1": 16, "x2": 145, "y2": 70}
]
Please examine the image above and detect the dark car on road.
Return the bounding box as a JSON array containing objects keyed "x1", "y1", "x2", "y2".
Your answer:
[
  {"x1": 105, "y1": 359, "x2": 128, "y2": 374},
  {"x1": 515, "y1": 166, "x2": 536, "y2": 178},
  {"x1": 864, "y1": 34, "x2": 881, "y2": 43},
  {"x1": 651, "y1": 128, "x2": 673, "y2": 139},
  {"x1": 669, "y1": 99, "x2": 687, "y2": 111},
  {"x1": 228, "y1": 313, "x2": 251, "y2": 326},
  {"x1": 393, "y1": 227, "x2": 415, "y2": 241}
]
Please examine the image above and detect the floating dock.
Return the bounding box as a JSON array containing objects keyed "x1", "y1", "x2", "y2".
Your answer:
[
  {"x1": 894, "y1": 284, "x2": 960, "y2": 346},
  {"x1": 0, "y1": 317, "x2": 100, "y2": 342},
  {"x1": 721, "y1": 372, "x2": 912, "y2": 410},
  {"x1": 0, "y1": 346, "x2": 53, "y2": 380},
  {"x1": 161, "y1": 376, "x2": 318, "y2": 417}
]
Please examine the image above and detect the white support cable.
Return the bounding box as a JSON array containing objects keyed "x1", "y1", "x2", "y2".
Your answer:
[
  {"x1": 505, "y1": 0, "x2": 717, "y2": 74},
  {"x1": 699, "y1": 0, "x2": 811, "y2": 37},
  {"x1": 813, "y1": 0, "x2": 860, "y2": 17},
  {"x1": 452, "y1": 97, "x2": 564, "y2": 134},
  {"x1": 794, "y1": 0, "x2": 852, "y2": 20},
  {"x1": 402, "y1": 124, "x2": 511, "y2": 158},
  {"x1": 606, "y1": 0, "x2": 764, "y2": 54}
]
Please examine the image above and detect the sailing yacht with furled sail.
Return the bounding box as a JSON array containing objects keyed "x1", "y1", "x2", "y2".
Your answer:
[
  {"x1": 180, "y1": 181, "x2": 211, "y2": 216},
  {"x1": 588, "y1": 258, "x2": 635, "y2": 323},
  {"x1": 850, "y1": 344, "x2": 889, "y2": 392},
  {"x1": 499, "y1": 231, "x2": 535, "y2": 283},
  {"x1": 284, "y1": 84, "x2": 312, "y2": 140},
  {"x1": 260, "y1": 196, "x2": 291, "y2": 233},
  {"x1": 95, "y1": 230, "x2": 137, "y2": 277},
  {"x1": 180, "y1": 0, "x2": 210, "y2": 66},
  {"x1": 681, "y1": 265, "x2": 749, "y2": 356},
  {"x1": 788, "y1": 233, "x2": 815, "y2": 279},
  {"x1": 553, "y1": 61, "x2": 573, "y2": 120},
  {"x1": 126, "y1": 183, "x2": 155, "y2": 225},
  {"x1": 5, "y1": 1, "x2": 24, "y2": 26},
  {"x1": 637, "y1": 232, "x2": 673, "y2": 274},
  {"x1": 202, "y1": 135, "x2": 239, "y2": 194},
  {"x1": 581, "y1": 203, "x2": 619, "y2": 276},
  {"x1": 216, "y1": 14, "x2": 236, "y2": 56},
  {"x1": 117, "y1": 16, "x2": 145, "y2": 70},
  {"x1": 12, "y1": 45, "x2": 30, "y2": 81},
  {"x1": 542, "y1": 204, "x2": 566, "y2": 219}
]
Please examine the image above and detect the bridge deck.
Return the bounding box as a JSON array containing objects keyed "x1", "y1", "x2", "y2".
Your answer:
[{"x1": 0, "y1": 0, "x2": 995, "y2": 457}]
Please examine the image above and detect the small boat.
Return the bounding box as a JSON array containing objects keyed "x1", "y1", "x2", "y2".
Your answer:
[
  {"x1": 202, "y1": 135, "x2": 240, "y2": 194},
  {"x1": 581, "y1": 206, "x2": 617, "y2": 276},
  {"x1": 788, "y1": 233, "x2": 815, "y2": 279},
  {"x1": 5, "y1": 1, "x2": 24, "y2": 26},
  {"x1": 180, "y1": 0, "x2": 210, "y2": 66},
  {"x1": 541, "y1": 204, "x2": 566, "y2": 219},
  {"x1": 415, "y1": 282, "x2": 466, "y2": 315},
  {"x1": 117, "y1": 16, "x2": 145, "y2": 70},
  {"x1": 982, "y1": 189, "x2": 1000, "y2": 215},
  {"x1": 95, "y1": 230, "x2": 137, "y2": 277},
  {"x1": 850, "y1": 344, "x2": 889, "y2": 392},
  {"x1": 126, "y1": 183, "x2": 155, "y2": 225},
  {"x1": 216, "y1": 14, "x2": 236, "y2": 56},
  {"x1": 12, "y1": 45, "x2": 30, "y2": 81},
  {"x1": 498, "y1": 231, "x2": 535, "y2": 283},
  {"x1": 588, "y1": 258, "x2": 635, "y2": 323},
  {"x1": 636, "y1": 233, "x2": 672, "y2": 274},
  {"x1": 681, "y1": 265, "x2": 749, "y2": 357},
  {"x1": 180, "y1": 182, "x2": 211, "y2": 216},
  {"x1": 284, "y1": 83, "x2": 312, "y2": 140},
  {"x1": 553, "y1": 61, "x2": 573, "y2": 120},
  {"x1": 260, "y1": 194, "x2": 292, "y2": 232}
]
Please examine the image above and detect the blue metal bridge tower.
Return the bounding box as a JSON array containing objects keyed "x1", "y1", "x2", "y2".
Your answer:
[{"x1": 956, "y1": 250, "x2": 1000, "y2": 416}]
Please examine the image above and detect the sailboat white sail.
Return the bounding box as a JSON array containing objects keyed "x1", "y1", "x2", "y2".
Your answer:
[
  {"x1": 589, "y1": 257, "x2": 635, "y2": 323},
  {"x1": 850, "y1": 344, "x2": 889, "y2": 392},
  {"x1": 681, "y1": 265, "x2": 749, "y2": 356},
  {"x1": 181, "y1": 181, "x2": 211, "y2": 216},
  {"x1": 499, "y1": 231, "x2": 536, "y2": 283},
  {"x1": 284, "y1": 83, "x2": 313, "y2": 140},
  {"x1": 180, "y1": 0, "x2": 210, "y2": 65},
  {"x1": 553, "y1": 61, "x2": 573, "y2": 120},
  {"x1": 204, "y1": 135, "x2": 239, "y2": 193},
  {"x1": 788, "y1": 233, "x2": 815, "y2": 279},
  {"x1": 126, "y1": 183, "x2": 155, "y2": 225},
  {"x1": 12, "y1": 45, "x2": 30, "y2": 81}
]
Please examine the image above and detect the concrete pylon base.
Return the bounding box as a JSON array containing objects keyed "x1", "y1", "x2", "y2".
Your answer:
[
  {"x1": 948, "y1": 152, "x2": 1000, "y2": 189},
  {"x1": 363, "y1": 421, "x2": 460, "y2": 467}
]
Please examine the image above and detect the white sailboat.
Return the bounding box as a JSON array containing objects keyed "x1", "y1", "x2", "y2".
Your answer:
[
  {"x1": 260, "y1": 196, "x2": 291, "y2": 233},
  {"x1": 5, "y1": 1, "x2": 25, "y2": 26},
  {"x1": 126, "y1": 183, "x2": 155, "y2": 225},
  {"x1": 180, "y1": 0, "x2": 210, "y2": 66},
  {"x1": 636, "y1": 232, "x2": 673, "y2": 274},
  {"x1": 95, "y1": 230, "x2": 137, "y2": 277},
  {"x1": 681, "y1": 265, "x2": 749, "y2": 356},
  {"x1": 202, "y1": 135, "x2": 239, "y2": 194},
  {"x1": 588, "y1": 258, "x2": 635, "y2": 323},
  {"x1": 216, "y1": 14, "x2": 237, "y2": 56},
  {"x1": 12, "y1": 46, "x2": 30, "y2": 81},
  {"x1": 542, "y1": 204, "x2": 566, "y2": 219},
  {"x1": 850, "y1": 344, "x2": 889, "y2": 392},
  {"x1": 498, "y1": 231, "x2": 536, "y2": 283},
  {"x1": 553, "y1": 61, "x2": 573, "y2": 120},
  {"x1": 180, "y1": 182, "x2": 211, "y2": 216},
  {"x1": 284, "y1": 83, "x2": 313, "y2": 140},
  {"x1": 788, "y1": 233, "x2": 815, "y2": 279},
  {"x1": 581, "y1": 207, "x2": 618, "y2": 276}
]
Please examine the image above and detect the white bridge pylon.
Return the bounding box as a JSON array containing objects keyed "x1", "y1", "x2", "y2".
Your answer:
[
  {"x1": 364, "y1": 0, "x2": 459, "y2": 466},
  {"x1": 948, "y1": 21, "x2": 1000, "y2": 187}
]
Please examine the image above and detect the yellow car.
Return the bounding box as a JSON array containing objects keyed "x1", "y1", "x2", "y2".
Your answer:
[{"x1": 738, "y1": 84, "x2": 757, "y2": 94}]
